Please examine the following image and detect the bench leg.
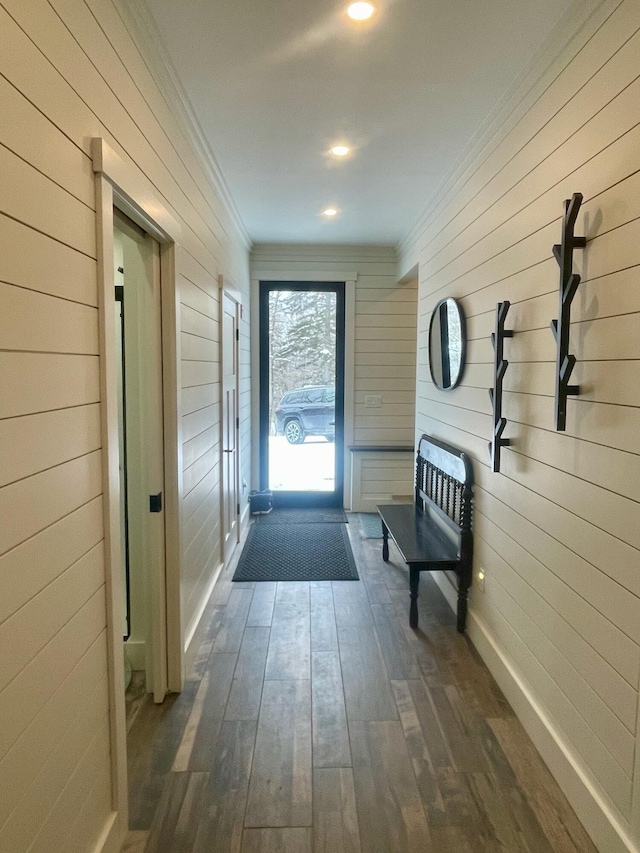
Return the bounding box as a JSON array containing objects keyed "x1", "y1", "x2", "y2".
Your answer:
[
  {"x1": 456, "y1": 565, "x2": 471, "y2": 633},
  {"x1": 381, "y1": 521, "x2": 390, "y2": 562},
  {"x1": 409, "y1": 567, "x2": 420, "y2": 629}
]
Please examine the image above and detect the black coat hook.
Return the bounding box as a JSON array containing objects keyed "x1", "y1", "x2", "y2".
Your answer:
[
  {"x1": 489, "y1": 301, "x2": 513, "y2": 473},
  {"x1": 551, "y1": 193, "x2": 586, "y2": 431}
]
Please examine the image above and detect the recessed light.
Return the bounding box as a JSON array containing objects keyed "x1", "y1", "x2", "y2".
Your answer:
[
  {"x1": 347, "y1": 2, "x2": 375, "y2": 21},
  {"x1": 330, "y1": 145, "x2": 350, "y2": 157},
  {"x1": 323, "y1": 208, "x2": 338, "y2": 217}
]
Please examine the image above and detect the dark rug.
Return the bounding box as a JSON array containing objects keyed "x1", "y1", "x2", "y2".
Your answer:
[
  {"x1": 359, "y1": 512, "x2": 384, "y2": 539},
  {"x1": 233, "y1": 522, "x2": 359, "y2": 582},
  {"x1": 256, "y1": 507, "x2": 348, "y2": 525}
]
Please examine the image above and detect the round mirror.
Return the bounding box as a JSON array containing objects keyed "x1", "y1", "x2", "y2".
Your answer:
[{"x1": 428, "y1": 298, "x2": 466, "y2": 390}]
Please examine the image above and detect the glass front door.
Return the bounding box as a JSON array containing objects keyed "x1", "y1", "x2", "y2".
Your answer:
[{"x1": 259, "y1": 282, "x2": 345, "y2": 506}]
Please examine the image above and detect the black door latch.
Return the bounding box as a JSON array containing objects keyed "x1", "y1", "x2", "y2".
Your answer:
[{"x1": 149, "y1": 492, "x2": 162, "y2": 513}]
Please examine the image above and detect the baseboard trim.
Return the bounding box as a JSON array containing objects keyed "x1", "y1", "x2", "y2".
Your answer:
[{"x1": 429, "y1": 571, "x2": 637, "y2": 853}]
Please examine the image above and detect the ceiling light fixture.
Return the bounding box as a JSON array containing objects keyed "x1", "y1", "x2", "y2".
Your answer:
[
  {"x1": 347, "y1": 2, "x2": 375, "y2": 21},
  {"x1": 323, "y1": 208, "x2": 338, "y2": 217},
  {"x1": 330, "y1": 145, "x2": 350, "y2": 157}
]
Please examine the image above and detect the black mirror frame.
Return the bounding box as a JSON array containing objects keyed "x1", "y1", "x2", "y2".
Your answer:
[{"x1": 428, "y1": 297, "x2": 467, "y2": 391}]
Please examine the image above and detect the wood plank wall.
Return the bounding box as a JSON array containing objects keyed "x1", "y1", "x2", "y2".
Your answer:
[
  {"x1": 0, "y1": 1, "x2": 250, "y2": 850},
  {"x1": 399, "y1": 1, "x2": 640, "y2": 849},
  {"x1": 249, "y1": 245, "x2": 417, "y2": 501}
]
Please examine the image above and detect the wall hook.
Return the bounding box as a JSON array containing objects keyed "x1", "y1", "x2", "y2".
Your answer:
[
  {"x1": 488, "y1": 301, "x2": 513, "y2": 473},
  {"x1": 551, "y1": 193, "x2": 586, "y2": 431}
]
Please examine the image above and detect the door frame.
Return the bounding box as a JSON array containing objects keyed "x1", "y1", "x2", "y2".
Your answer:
[
  {"x1": 258, "y1": 280, "x2": 347, "y2": 507},
  {"x1": 92, "y1": 138, "x2": 183, "y2": 840},
  {"x1": 219, "y1": 275, "x2": 242, "y2": 562},
  {"x1": 251, "y1": 271, "x2": 356, "y2": 508}
]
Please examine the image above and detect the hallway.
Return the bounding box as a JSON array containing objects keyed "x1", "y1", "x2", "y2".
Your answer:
[{"x1": 123, "y1": 518, "x2": 596, "y2": 852}]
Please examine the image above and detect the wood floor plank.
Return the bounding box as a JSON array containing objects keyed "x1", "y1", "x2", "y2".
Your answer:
[
  {"x1": 477, "y1": 719, "x2": 554, "y2": 853},
  {"x1": 332, "y1": 580, "x2": 372, "y2": 627},
  {"x1": 185, "y1": 605, "x2": 225, "y2": 682},
  {"x1": 404, "y1": 677, "x2": 455, "y2": 773},
  {"x1": 428, "y1": 683, "x2": 489, "y2": 773},
  {"x1": 391, "y1": 679, "x2": 447, "y2": 826},
  {"x1": 247, "y1": 581, "x2": 277, "y2": 627},
  {"x1": 244, "y1": 679, "x2": 312, "y2": 828},
  {"x1": 349, "y1": 720, "x2": 432, "y2": 852},
  {"x1": 164, "y1": 772, "x2": 209, "y2": 853},
  {"x1": 428, "y1": 826, "x2": 475, "y2": 852},
  {"x1": 313, "y1": 767, "x2": 361, "y2": 853},
  {"x1": 362, "y1": 578, "x2": 393, "y2": 606},
  {"x1": 185, "y1": 653, "x2": 237, "y2": 772},
  {"x1": 191, "y1": 720, "x2": 257, "y2": 853},
  {"x1": 225, "y1": 626, "x2": 270, "y2": 721},
  {"x1": 127, "y1": 682, "x2": 199, "y2": 830},
  {"x1": 371, "y1": 603, "x2": 421, "y2": 679},
  {"x1": 489, "y1": 717, "x2": 599, "y2": 853},
  {"x1": 265, "y1": 585, "x2": 310, "y2": 680},
  {"x1": 172, "y1": 670, "x2": 213, "y2": 772},
  {"x1": 311, "y1": 650, "x2": 351, "y2": 767},
  {"x1": 310, "y1": 582, "x2": 338, "y2": 652},
  {"x1": 144, "y1": 772, "x2": 190, "y2": 853},
  {"x1": 465, "y1": 772, "x2": 531, "y2": 852},
  {"x1": 338, "y1": 624, "x2": 398, "y2": 721},
  {"x1": 213, "y1": 588, "x2": 254, "y2": 654},
  {"x1": 241, "y1": 828, "x2": 313, "y2": 853}
]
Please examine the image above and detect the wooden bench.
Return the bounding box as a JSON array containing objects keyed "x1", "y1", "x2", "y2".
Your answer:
[{"x1": 377, "y1": 434, "x2": 474, "y2": 632}]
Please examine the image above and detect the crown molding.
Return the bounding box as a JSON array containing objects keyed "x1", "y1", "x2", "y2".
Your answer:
[
  {"x1": 398, "y1": 0, "x2": 619, "y2": 263},
  {"x1": 120, "y1": 0, "x2": 252, "y2": 249}
]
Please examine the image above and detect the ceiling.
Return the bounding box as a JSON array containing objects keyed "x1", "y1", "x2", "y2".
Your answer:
[{"x1": 141, "y1": 0, "x2": 576, "y2": 245}]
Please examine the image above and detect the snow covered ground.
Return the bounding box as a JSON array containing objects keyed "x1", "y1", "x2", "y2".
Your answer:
[{"x1": 268, "y1": 435, "x2": 335, "y2": 492}]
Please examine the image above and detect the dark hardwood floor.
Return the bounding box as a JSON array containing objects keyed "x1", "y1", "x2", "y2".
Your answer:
[{"x1": 122, "y1": 516, "x2": 597, "y2": 853}]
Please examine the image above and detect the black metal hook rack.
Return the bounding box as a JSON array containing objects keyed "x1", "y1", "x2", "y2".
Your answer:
[
  {"x1": 551, "y1": 192, "x2": 586, "y2": 431},
  {"x1": 488, "y1": 301, "x2": 513, "y2": 473}
]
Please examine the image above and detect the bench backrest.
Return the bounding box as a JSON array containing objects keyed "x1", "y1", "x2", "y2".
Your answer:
[{"x1": 415, "y1": 434, "x2": 473, "y2": 535}]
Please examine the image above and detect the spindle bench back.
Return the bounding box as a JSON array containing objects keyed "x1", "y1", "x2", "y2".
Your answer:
[{"x1": 377, "y1": 434, "x2": 474, "y2": 631}]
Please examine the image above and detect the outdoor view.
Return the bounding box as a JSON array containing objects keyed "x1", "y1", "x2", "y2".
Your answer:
[{"x1": 268, "y1": 288, "x2": 337, "y2": 492}]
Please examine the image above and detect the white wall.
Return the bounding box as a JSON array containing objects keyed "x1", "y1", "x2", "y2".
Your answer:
[
  {"x1": 0, "y1": 1, "x2": 250, "y2": 850},
  {"x1": 250, "y1": 244, "x2": 417, "y2": 507},
  {"x1": 400, "y1": 1, "x2": 640, "y2": 850}
]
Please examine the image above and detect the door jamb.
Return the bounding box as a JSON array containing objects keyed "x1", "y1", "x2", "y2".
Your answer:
[{"x1": 92, "y1": 138, "x2": 183, "y2": 835}]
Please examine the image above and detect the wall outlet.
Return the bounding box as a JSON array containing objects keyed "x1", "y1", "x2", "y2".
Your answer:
[{"x1": 365, "y1": 395, "x2": 382, "y2": 408}]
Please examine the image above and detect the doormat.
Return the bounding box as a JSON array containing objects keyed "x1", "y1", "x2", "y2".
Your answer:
[
  {"x1": 256, "y1": 507, "x2": 348, "y2": 525},
  {"x1": 232, "y1": 522, "x2": 359, "y2": 582},
  {"x1": 359, "y1": 513, "x2": 384, "y2": 539}
]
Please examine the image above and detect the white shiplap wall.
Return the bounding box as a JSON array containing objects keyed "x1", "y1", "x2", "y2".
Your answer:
[
  {"x1": 400, "y1": 1, "x2": 640, "y2": 850},
  {"x1": 0, "y1": 1, "x2": 250, "y2": 851},
  {"x1": 250, "y1": 244, "x2": 417, "y2": 507}
]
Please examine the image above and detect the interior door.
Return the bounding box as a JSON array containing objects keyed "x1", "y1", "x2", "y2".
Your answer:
[
  {"x1": 259, "y1": 282, "x2": 345, "y2": 507},
  {"x1": 222, "y1": 292, "x2": 240, "y2": 562},
  {"x1": 114, "y1": 210, "x2": 167, "y2": 704}
]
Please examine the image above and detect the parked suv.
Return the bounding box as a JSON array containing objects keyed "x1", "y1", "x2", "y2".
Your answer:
[{"x1": 274, "y1": 385, "x2": 335, "y2": 444}]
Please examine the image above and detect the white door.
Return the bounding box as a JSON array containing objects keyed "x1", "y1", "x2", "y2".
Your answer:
[
  {"x1": 221, "y1": 292, "x2": 240, "y2": 563},
  {"x1": 114, "y1": 210, "x2": 167, "y2": 704}
]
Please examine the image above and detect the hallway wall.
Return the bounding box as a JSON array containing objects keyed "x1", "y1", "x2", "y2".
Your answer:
[
  {"x1": 0, "y1": 1, "x2": 250, "y2": 851},
  {"x1": 399, "y1": 1, "x2": 640, "y2": 850},
  {"x1": 250, "y1": 244, "x2": 417, "y2": 505}
]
